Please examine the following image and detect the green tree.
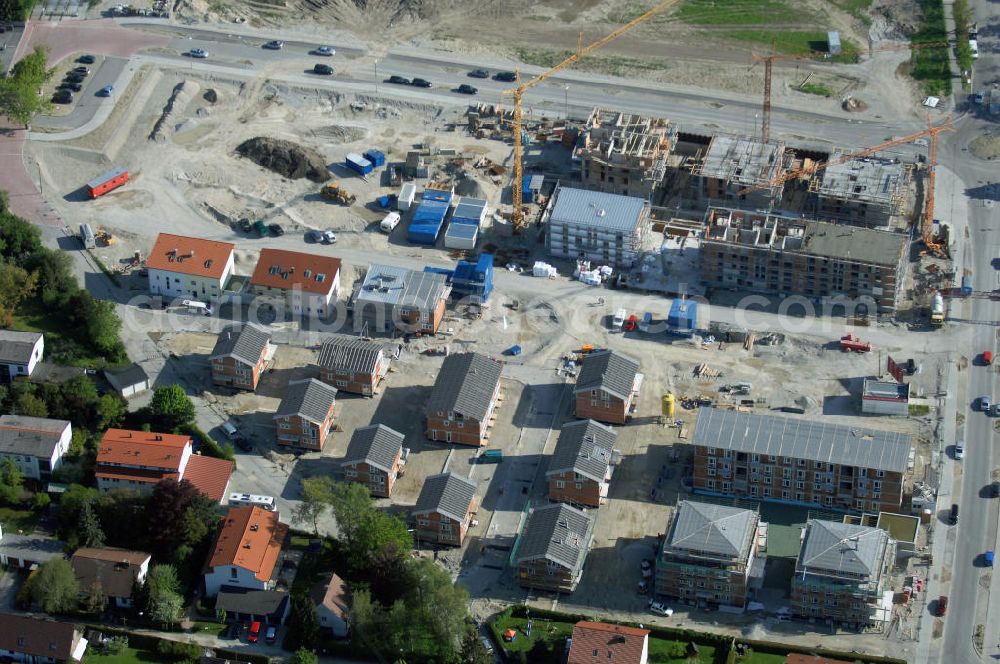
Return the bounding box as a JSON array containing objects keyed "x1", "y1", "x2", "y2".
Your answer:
[
  {"x1": 0, "y1": 456, "x2": 23, "y2": 505},
  {"x1": 0, "y1": 262, "x2": 38, "y2": 326},
  {"x1": 29, "y1": 558, "x2": 79, "y2": 613},
  {"x1": 404, "y1": 557, "x2": 469, "y2": 660},
  {"x1": 0, "y1": 47, "x2": 53, "y2": 126},
  {"x1": 24, "y1": 247, "x2": 75, "y2": 307},
  {"x1": 145, "y1": 564, "x2": 184, "y2": 628},
  {"x1": 328, "y1": 481, "x2": 412, "y2": 579},
  {"x1": 97, "y1": 393, "x2": 127, "y2": 430},
  {"x1": 13, "y1": 392, "x2": 49, "y2": 418},
  {"x1": 292, "y1": 476, "x2": 332, "y2": 535},
  {"x1": 58, "y1": 484, "x2": 100, "y2": 539},
  {"x1": 147, "y1": 479, "x2": 217, "y2": 553},
  {"x1": 83, "y1": 581, "x2": 108, "y2": 614},
  {"x1": 33, "y1": 492, "x2": 51, "y2": 511},
  {"x1": 459, "y1": 630, "x2": 493, "y2": 664},
  {"x1": 284, "y1": 592, "x2": 321, "y2": 651},
  {"x1": 289, "y1": 649, "x2": 318, "y2": 664},
  {"x1": 105, "y1": 636, "x2": 128, "y2": 656},
  {"x1": 52, "y1": 375, "x2": 99, "y2": 427},
  {"x1": 0, "y1": 192, "x2": 43, "y2": 261},
  {"x1": 79, "y1": 499, "x2": 105, "y2": 547},
  {"x1": 149, "y1": 385, "x2": 196, "y2": 431}
]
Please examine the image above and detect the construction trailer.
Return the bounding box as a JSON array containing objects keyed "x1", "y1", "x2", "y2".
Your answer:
[
  {"x1": 364, "y1": 149, "x2": 386, "y2": 168},
  {"x1": 86, "y1": 167, "x2": 130, "y2": 198},
  {"x1": 398, "y1": 182, "x2": 417, "y2": 211},
  {"x1": 451, "y1": 254, "x2": 494, "y2": 304},
  {"x1": 443, "y1": 197, "x2": 488, "y2": 250},
  {"x1": 79, "y1": 223, "x2": 96, "y2": 249},
  {"x1": 666, "y1": 298, "x2": 698, "y2": 337},
  {"x1": 345, "y1": 153, "x2": 374, "y2": 176},
  {"x1": 407, "y1": 185, "x2": 454, "y2": 246}
]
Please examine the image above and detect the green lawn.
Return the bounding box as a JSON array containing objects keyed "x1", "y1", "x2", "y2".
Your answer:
[
  {"x1": 11, "y1": 299, "x2": 108, "y2": 368},
  {"x1": 830, "y1": 0, "x2": 873, "y2": 23},
  {"x1": 678, "y1": 0, "x2": 802, "y2": 25},
  {"x1": 796, "y1": 82, "x2": 833, "y2": 97},
  {"x1": 0, "y1": 506, "x2": 41, "y2": 533},
  {"x1": 191, "y1": 620, "x2": 226, "y2": 637},
  {"x1": 724, "y1": 30, "x2": 857, "y2": 57},
  {"x1": 736, "y1": 651, "x2": 790, "y2": 664},
  {"x1": 492, "y1": 615, "x2": 717, "y2": 664},
  {"x1": 84, "y1": 646, "x2": 162, "y2": 664}
]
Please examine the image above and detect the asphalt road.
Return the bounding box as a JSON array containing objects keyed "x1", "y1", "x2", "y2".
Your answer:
[{"x1": 38, "y1": 56, "x2": 128, "y2": 129}]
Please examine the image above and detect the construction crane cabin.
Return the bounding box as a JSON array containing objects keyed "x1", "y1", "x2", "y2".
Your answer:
[{"x1": 502, "y1": 0, "x2": 682, "y2": 233}]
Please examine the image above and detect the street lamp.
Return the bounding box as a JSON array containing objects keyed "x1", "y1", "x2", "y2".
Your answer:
[
  {"x1": 374, "y1": 59, "x2": 378, "y2": 95},
  {"x1": 564, "y1": 85, "x2": 569, "y2": 120}
]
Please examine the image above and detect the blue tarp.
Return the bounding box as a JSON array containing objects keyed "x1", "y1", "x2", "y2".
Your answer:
[{"x1": 408, "y1": 198, "x2": 450, "y2": 245}]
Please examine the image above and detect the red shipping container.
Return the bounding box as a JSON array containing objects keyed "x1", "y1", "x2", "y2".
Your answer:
[{"x1": 86, "y1": 167, "x2": 129, "y2": 198}]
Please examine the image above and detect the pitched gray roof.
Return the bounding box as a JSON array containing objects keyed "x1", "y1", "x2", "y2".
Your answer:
[
  {"x1": 342, "y1": 424, "x2": 403, "y2": 473},
  {"x1": 216, "y1": 589, "x2": 290, "y2": 617},
  {"x1": 692, "y1": 408, "x2": 912, "y2": 472},
  {"x1": 0, "y1": 415, "x2": 70, "y2": 459},
  {"x1": 666, "y1": 500, "x2": 757, "y2": 560},
  {"x1": 318, "y1": 335, "x2": 385, "y2": 373},
  {"x1": 426, "y1": 352, "x2": 503, "y2": 421},
  {"x1": 0, "y1": 532, "x2": 64, "y2": 563},
  {"x1": 550, "y1": 186, "x2": 648, "y2": 233},
  {"x1": 796, "y1": 519, "x2": 890, "y2": 580},
  {"x1": 574, "y1": 350, "x2": 640, "y2": 400},
  {"x1": 103, "y1": 363, "x2": 149, "y2": 391},
  {"x1": 413, "y1": 472, "x2": 477, "y2": 522},
  {"x1": 516, "y1": 503, "x2": 594, "y2": 571},
  {"x1": 274, "y1": 379, "x2": 337, "y2": 424},
  {"x1": 211, "y1": 323, "x2": 271, "y2": 366},
  {"x1": 547, "y1": 419, "x2": 617, "y2": 482},
  {"x1": 0, "y1": 330, "x2": 41, "y2": 365}
]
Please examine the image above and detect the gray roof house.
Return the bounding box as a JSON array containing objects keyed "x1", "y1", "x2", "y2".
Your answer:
[
  {"x1": 516, "y1": 503, "x2": 595, "y2": 592},
  {"x1": 211, "y1": 323, "x2": 272, "y2": 367},
  {"x1": 795, "y1": 520, "x2": 892, "y2": 581},
  {"x1": 342, "y1": 424, "x2": 405, "y2": 474},
  {"x1": 103, "y1": 363, "x2": 150, "y2": 399},
  {"x1": 351, "y1": 264, "x2": 450, "y2": 334},
  {"x1": 545, "y1": 186, "x2": 651, "y2": 268},
  {"x1": 691, "y1": 408, "x2": 912, "y2": 473},
  {"x1": 318, "y1": 335, "x2": 386, "y2": 375},
  {"x1": 0, "y1": 523, "x2": 65, "y2": 569},
  {"x1": 0, "y1": 330, "x2": 44, "y2": 379},
  {"x1": 274, "y1": 379, "x2": 338, "y2": 425},
  {"x1": 663, "y1": 501, "x2": 759, "y2": 563},
  {"x1": 548, "y1": 419, "x2": 618, "y2": 483},
  {"x1": 0, "y1": 415, "x2": 72, "y2": 481},
  {"x1": 413, "y1": 472, "x2": 477, "y2": 523},
  {"x1": 574, "y1": 349, "x2": 641, "y2": 399},
  {"x1": 426, "y1": 352, "x2": 503, "y2": 421}
]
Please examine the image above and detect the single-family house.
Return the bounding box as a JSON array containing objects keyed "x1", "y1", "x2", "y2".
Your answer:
[
  {"x1": 210, "y1": 323, "x2": 273, "y2": 391},
  {"x1": 249, "y1": 249, "x2": 341, "y2": 319},
  {"x1": 70, "y1": 547, "x2": 151, "y2": 609},
  {"x1": 215, "y1": 589, "x2": 291, "y2": 626},
  {"x1": 515, "y1": 503, "x2": 595, "y2": 593},
  {"x1": 317, "y1": 335, "x2": 389, "y2": 396},
  {"x1": 274, "y1": 379, "x2": 337, "y2": 451},
  {"x1": 203, "y1": 506, "x2": 289, "y2": 597},
  {"x1": 425, "y1": 352, "x2": 504, "y2": 447},
  {"x1": 352, "y1": 264, "x2": 450, "y2": 335},
  {"x1": 341, "y1": 424, "x2": 406, "y2": 498},
  {"x1": 0, "y1": 330, "x2": 44, "y2": 381},
  {"x1": 96, "y1": 429, "x2": 234, "y2": 503},
  {"x1": 567, "y1": 621, "x2": 649, "y2": 664},
  {"x1": 312, "y1": 572, "x2": 350, "y2": 638},
  {"x1": 0, "y1": 414, "x2": 71, "y2": 481},
  {"x1": 546, "y1": 419, "x2": 618, "y2": 508},
  {"x1": 0, "y1": 614, "x2": 88, "y2": 664},
  {"x1": 412, "y1": 472, "x2": 478, "y2": 547},
  {"x1": 146, "y1": 233, "x2": 235, "y2": 301},
  {"x1": 573, "y1": 350, "x2": 641, "y2": 424}
]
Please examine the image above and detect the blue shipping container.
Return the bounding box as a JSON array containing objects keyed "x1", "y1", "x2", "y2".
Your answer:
[
  {"x1": 408, "y1": 198, "x2": 450, "y2": 245},
  {"x1": 521, "y1": 175, "x2": 534, "y2": 204},
  {"x1": 667, "y1": 299, "x2": 698, "y2": 336},
  {"x1": 346, "y1": 153, "x2": 373, "y2": 175},
  {"x1": 364, "y1": 149, "x2": 386, "y2": 168},
  {"x1": 452, "y1": 253, "x2": 493, "y2": 303}
]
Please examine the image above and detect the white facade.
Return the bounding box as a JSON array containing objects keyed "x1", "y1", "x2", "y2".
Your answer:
[
  {"x1": 203, "y1": 563, "x2": 268, "y2": 598},
  {"x1": 0, "y1": 420, "x2": 71, "y2": 481},
  {"x1": 316, "y1": 600, "x2": 349, "y2": 638},
  {"x1": 253, "y1": 277, "x2": 341, "y2": 318},
  {"x1": 96, "y1": 443, "x2": 193, "y2": 494},
  {"x1": 0, "y1": 333, "x2": 44, "y2": 380},
  {"x1": 148, "y1": 252, "x2": 235, "y2": 300},
  {"x1": 545, "y1": 187, "x2": 650, "y2": 268}
]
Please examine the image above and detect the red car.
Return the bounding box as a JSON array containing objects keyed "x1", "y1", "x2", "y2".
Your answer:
[
  {"x1": 248, "y1": 621, "x2": 262, "y2": 643},
  {"x1": 936, "y1": 596, "x2": 948, "y2": 617}
]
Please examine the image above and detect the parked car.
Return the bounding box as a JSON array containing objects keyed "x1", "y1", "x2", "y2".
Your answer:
[
  {"x1": 983, "y1": 350, "x2": 993, "y2": 365},
  {"x1": 234, "y1": 435, "x2": 253, "y2": 452},
  {"x1": 321, "y1": 230, "x2": 337, "y2": 244},
  {"x1": 97, "y1": 85, "x2": 113, "y2": 97},
  {"x1": 954, "y1": 440, "x2": 965, "y2": 460},
  {"x1": 263, "y1": 40, "x2": 284, "y2": 50},
  {"x1": 387, "y1": 75, "x2": 410, "y2": 85},
  {"x1": 58, "y1": 82, "x2": 82, "y2": 92},
  {"x1": 264, "y1": 625, "x2": 277, "y2": 644},
  {"x1": 936, "y1": 595, "x2": 948, "y2": 616},
  {"x1": 248, "y1": 621, "x2": 261, "y2": 643},
  {"x1": 268, "y1": 223, "x2": 284, "y2": 236},
  {"x1": 411, "y1": 78, "x2": 432, "y2": 88},
  {"x1": 190, "y1": 48, "x2": 209, "y2": 58},
  {"x1": 314, "y1": 46, "x2": 335, "y2": 56},
  {"x1": 313, "y1": 63, "x2": 334, "y2": 75},
  {"x1": 78, "y1": 54, "x2": 96, "y2": 64},
  {"x1": 65, "y1": 73, "x2": 85, "y2": 83},
  {"x1": 649, "y1": 600, "x2": 673, "y2": 616},
  {"x1": 494, "y1": 71, "x2": 517, "y2": 82},
  {"x1": 52, "y1": 90, "x2": 73, "y2": 104},
  {"x1": 981, "y1": 395, "x2": 992, "y2": 412},
  {"x1": 986, "y1": 551, "x2": 995, "y2": 567},
  {"x1": 479, "y1": 635, "x2": 494, "y2": 654},
  {"x1": 468, "y1": 68, "x2": 489, "y2": 78},
  {"x1": 72, "y1": 66, "x2": 91, "y2": 75},
  {"x1": 305, "y1": 230, "x2": 322, "y2": 243},
  {"x1": 456, "y1": 84, "x2": 478, "y2": 94},
  {"x1": 949, "y1": 503, "x2": 959, "y2": 525},
  {"x1": 992, "y1": 481, "x2": 1000, "y2": 498}
]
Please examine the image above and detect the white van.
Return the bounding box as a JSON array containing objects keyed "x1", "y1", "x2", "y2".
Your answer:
[
  {"x1": 221, "y1": 421, "x2": 238, "y2": 439},
  {"x1": 228, "y1": 493, "x2": 276, "y2": 511},
  {"x1": 380, "y1": 212, "x2": 401, "y2": 233},
  {"x1": 181, "y1": 299, "x2": 213, "y2": 316}
]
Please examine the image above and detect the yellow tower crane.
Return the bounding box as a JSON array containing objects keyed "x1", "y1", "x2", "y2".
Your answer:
[{"x1": 503, "y1": 0, "x2": 682, "y2": 233}]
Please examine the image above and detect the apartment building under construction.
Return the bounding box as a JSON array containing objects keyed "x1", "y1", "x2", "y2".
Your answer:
[
  {"x1": 812, "y1": 154, "x2": 910, "y2": 228},
  {"x1": 577, "y1": 107, "x2": 675, "y2": 200},
  {"x1": 700, "y1": 207, "x2": 908, "y2": 313},
  {"x1": 690, "y1": 135, "x2": 787, "y2": 209}
]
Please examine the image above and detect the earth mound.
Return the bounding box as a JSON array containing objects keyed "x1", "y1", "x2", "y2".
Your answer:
[{"x1": 235, "y1": 137, "x2": 331, "y2": 183}]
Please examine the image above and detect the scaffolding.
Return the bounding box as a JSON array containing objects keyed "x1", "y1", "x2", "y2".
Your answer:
[{"x1": 577, "y1": 107, "x2": 675, "y2": 198}]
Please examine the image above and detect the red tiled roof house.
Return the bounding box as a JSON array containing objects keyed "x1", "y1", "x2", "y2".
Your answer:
[
  {"x1": 567, "y1": 622, "x2": 649, "y2": 664},
  {"x1": 250, "y1": 249, "x2": 341, "y2": 319},
  {"x1": 146, "y1": 233, "x2": 235, "y2": 301},
  {"x1": 203, "y1": 506, "x2": 289, "y2": 597}
]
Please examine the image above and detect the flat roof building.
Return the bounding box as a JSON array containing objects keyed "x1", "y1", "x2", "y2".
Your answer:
[
  {"x1": 814, "y1": 154, "x2": 909, "y2": 228},
  {"x1": 692, "y1": 135, "x2": 787, "y2": 209},
  {"x1": 545, "y1": 186, "x2": 650, "y2": 268},
  {"x1": 701, "y1": 207, "x2": 908, "y2": 313}
]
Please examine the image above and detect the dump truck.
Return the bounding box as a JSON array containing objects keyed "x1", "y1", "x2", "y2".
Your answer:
[{"x1": 320, "y1": 182, "x2": 356, "y2": 205}]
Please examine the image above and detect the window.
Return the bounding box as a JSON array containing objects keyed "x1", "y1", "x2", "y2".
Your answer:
[
  {"x1": 555, "y1": 480, "x2": 565, "y2": 488},
  {"x1": 706, "y1": 447, "x2": 717, "y2": 455},
  {"x1": 575, "y1": 482, "x2": 582, "y2": 489},
  {"x1": 230, "y1": 568, "x2": 238, "y2": 579}
]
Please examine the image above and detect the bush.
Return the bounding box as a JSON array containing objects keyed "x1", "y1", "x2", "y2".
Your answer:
[
  {"x1": 155, "y1": 639, "x2": 203, "y2": 662},
  {"x1": 186, "y1": 424, "x2": 235, "y2": 463}
]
